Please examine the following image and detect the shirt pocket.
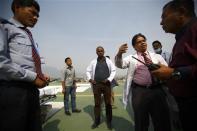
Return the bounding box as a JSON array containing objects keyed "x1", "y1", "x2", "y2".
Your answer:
[{"x1": 9, "y1": 35, "x2": 32, "y2": 56}]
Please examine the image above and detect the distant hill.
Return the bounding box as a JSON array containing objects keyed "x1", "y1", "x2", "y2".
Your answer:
[
  {"x1": 42, "y1": 65, "x2": 86, "y2": 79},
  {"x1": 42, "y1": 66, "x2": 61, "y2": 78},
  {"x1": 42, "y1": 65, "x2": 126, "y2": 80}
]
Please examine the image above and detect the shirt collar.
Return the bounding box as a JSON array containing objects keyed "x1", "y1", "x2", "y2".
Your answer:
[
  {"x1": 9, "y1": 17, "x2": 25, "y2": 28},
  {"x1": 0, "y1": 17, "x2": 10, "y2": 24},
  {"x1": 175, "y1": 18, "x2": 197, "y2": 41},
  {"x1": 66, "y1": 65, "x2": 73, "y2": 69},
  {"x1": 97, "y1": 56, "x2": 106, "y2": 62},
  {"x1": 137, "y1": 51, "x2": 149, "y2": 56}
]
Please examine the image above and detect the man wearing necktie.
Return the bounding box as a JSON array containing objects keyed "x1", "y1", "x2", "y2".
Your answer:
[
  {"x1": 0, "y1": 0, "x2": 49, "y2": 131},
  {"x1": 115, "y1": 33, "x2": 171, "y2": 131}
]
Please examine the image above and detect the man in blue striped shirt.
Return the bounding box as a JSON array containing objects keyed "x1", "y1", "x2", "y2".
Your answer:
[{"x1": 0, "y1": 0, "x2": 49, "y2": 131}]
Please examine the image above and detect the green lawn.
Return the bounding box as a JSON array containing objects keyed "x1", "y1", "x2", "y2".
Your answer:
[
  {"x1": 42, "y1": 83, "x2": 182, "y2": 131},
  {"x1": 43, "y1": 83, "x2": 135, "y2": 131}
]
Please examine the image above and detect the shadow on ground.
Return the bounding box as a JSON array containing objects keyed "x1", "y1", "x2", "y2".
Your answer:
[
  {"x1": 83, "y1": 104, "x2": 134, "y2": 131},
  {"x1": 43, "y1": 119, "x2": 60, "y2": 131},
  {"x1": 83, "y1": 105, "x2": 94, "y2": 121},
  {"x1": 113, "y1": 115, "x2": 134, "y2": 131},
  {"x1": 83, "y1": 105, "x2": 105, "y2": 123}
]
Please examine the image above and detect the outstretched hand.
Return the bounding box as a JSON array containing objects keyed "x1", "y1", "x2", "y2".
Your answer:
[{"x1": 117, "y1": 43, "x2": 128, "y2": 56}]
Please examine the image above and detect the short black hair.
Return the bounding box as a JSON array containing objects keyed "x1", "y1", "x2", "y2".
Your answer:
[
  {"x1": 96, "y1": 46, "x2": 104, "y2": 50},
  {"x1": 65, "y1": 57, "x2": 71, "y2": 63},
  {"x1": 11, "y1": 0, "x2": 40, "y2": 13},
  {"x1": 131, "y1": 33, "x2": 146, "y2": 47},
  {"x1": 96, "y1": 46, "x2": 105, "y2": 52},
  {"x1": 163, "y1": 0, "x2": 196, "y2": 17},
  {"x1": 152, "y1": 40, "x2": 162, "y2": 46}
]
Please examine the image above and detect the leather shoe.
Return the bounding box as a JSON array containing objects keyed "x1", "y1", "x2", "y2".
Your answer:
[
  {"x1": 72, "y1": 109, "x2": 81, "y2": 113},
  {"x1": 65, "y1": 111, "x2": 71, "y2": 116}
]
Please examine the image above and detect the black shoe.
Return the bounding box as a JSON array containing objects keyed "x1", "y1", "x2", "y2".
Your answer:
[
  {"x1": 107, "y1": 122, "x2": 112, "y2": 130},
  {"x1": 65, "y1": 111, "x2": 71, "y2": 116},
  {"x1": 91, "y1": 122, "x2": 99, "y2": 129},
  {"x1": 72, "y1": 109, "x2": 81, "y2": 113}
]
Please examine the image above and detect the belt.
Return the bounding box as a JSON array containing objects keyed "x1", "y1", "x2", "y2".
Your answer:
[
  {"x1": 132, "y1": 82, "x2": 161, "y2": 89},
  {"x1": 0, "y1": 80, "x2": 35, "y2": 87}
]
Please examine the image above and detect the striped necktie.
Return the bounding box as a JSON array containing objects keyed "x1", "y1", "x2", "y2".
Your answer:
[
  {"x1": 142, "y1": 52, "x2": 160, "y2": 84},
  {"x1": 22, "y1": 28, "x2": 45, "y2": 80},
  {"x1": 141, "y1": 53, "x2": 153, "y2": 65}
]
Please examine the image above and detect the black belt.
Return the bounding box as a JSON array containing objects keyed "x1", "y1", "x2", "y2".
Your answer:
[
  {"x1": 132, "y1": 82, "x2": 161, "y2": 89},
  {"x1": 0, "y1": 80, "x2": 35, "y2": 87}
]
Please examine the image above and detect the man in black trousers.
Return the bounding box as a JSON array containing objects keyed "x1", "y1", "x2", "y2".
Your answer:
[{"x1": 0, "y1": 0, "x2": 50, "y2": 131}]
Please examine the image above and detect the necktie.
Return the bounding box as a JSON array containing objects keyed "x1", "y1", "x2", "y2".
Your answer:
[
  {"x1": 141, "y1": 53, "x2": 153, "y2": 65},
  {"x1": 142, "y1": 52, "x2": 160, "y2": 84},
  {"x1": 22, "y1": 28, "x2": 45, "y2": 80}
]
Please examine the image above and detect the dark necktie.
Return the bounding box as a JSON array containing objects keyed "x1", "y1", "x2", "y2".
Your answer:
[
  {"x1": 142, "y1": 52, "x2": 160, "y2": 84},
  {"x1": 22, "y1": 28, "x2": 45, "y2": 80},
  {"x1": 141, "y1": 53, "x2": 153, "y2": 65}
]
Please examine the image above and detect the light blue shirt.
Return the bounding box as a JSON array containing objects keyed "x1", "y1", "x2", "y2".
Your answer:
[
  {"x1": 0, "y1": 18, "x2": 39, "y2": 82},
  {"x1": 161, "y1": 51, "x2": 171, "y2": 64}
]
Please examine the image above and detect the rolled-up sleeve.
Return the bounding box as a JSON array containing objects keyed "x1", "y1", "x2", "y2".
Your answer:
[{"x1": 115, "y1": 55, "x2": 131, "y2": 69}]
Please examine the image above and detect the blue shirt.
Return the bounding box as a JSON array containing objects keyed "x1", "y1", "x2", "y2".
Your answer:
[
  {"x1": 161, "y1": 51, "x2": 171, "y2": 64},
  {"x1": 0, "y1": 18, "x2": 39, "y2": 82}
]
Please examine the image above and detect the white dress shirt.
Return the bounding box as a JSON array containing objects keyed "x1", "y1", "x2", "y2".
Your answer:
[{"x1": 115, "y1": 51, "x2": 167, "y2": 108}]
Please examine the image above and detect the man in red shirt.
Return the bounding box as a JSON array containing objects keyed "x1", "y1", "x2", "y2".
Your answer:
[{"x1": 152, "y1": 0, "x2": 197, "y2": 131}]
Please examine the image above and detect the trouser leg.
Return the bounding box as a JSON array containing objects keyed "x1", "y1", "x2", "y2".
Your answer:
[
  {"x1": 103, "y1": 84, "x2": 112, "y2": 123},
  {"x1": 132, "y1": 87, "x2": 150, "y2": 131},
  {"x1": 93, "y1": 85, "x2": 101, "y2": 123},
  {"x1": 175, "y1": 97, "x2": 197, "y2": 131},
  {"x1": 28, "y1": 87, "x2": 42, "y2": 131},
  {"x1": 150, "y1": 89, "x2": 171, "y2": 131},
  {"x1": 71, "y1": 86, "x2": 76, "y2": 110},
  {"x1": 64, "y1": 87, "x2": 71, "y2": 111},
  {"x1": 0, "y1": 83, "x2": 42, "y2": 131}
]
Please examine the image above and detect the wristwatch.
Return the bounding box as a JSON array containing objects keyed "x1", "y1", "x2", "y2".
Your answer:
[{"x1": 171, "y1": 69, "x2": 181, "y2": 80}]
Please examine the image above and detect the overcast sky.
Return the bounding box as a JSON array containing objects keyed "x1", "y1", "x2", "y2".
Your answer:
[{"x1": 1, "y1": 0, "x2": 197, "y2": 77}]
